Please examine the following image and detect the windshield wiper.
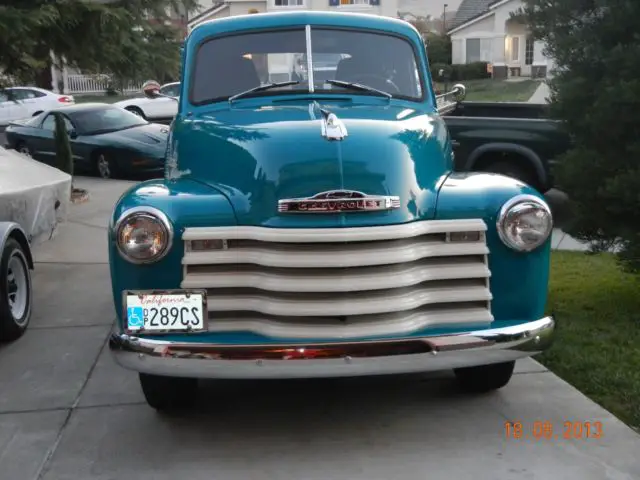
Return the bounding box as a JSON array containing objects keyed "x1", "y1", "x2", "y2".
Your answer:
[
  {"x1": 326, "y1": 80, "x2": 392, "y2": 99},
  {"x1": 228, "y1": 81, "x2": 300, "y2": 103}
]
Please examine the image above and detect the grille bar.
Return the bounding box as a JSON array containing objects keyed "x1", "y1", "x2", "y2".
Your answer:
[
  {"x1": 183, "y1": 241, "x2": 488, "y2": 269},
  {"x1": 200, "y1": 305, "x2": 493, "y2": 339},
  {"x1": 182, "y1": 219, "x2": 487, "y2": 243},
  {"x1": 182, "y1": 257, "x2": 490, "y2": 293},
  {"x1": 203, "y1": 279, "x2": 490, "y2": 317}
]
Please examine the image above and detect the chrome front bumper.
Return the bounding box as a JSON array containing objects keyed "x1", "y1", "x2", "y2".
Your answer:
[{"x1": 109, "y1": 316, "x2": 555, "y2": 379}]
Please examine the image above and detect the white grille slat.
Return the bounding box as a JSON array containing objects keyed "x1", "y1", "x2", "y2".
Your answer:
[
  {"x1": 182, "y1": 259, "x2": 490, "y2": 292},
  {"x1": 182, "y1": 219, "x2": 487, "y2": 243},
  {"x1": 204, "y1": 282, "x2": 491, "y2": 317},
  {"x1": 183, "y1": 242, "x2": 489, "y2": 268},
  {"x1": 202, "y1": 306, "x2": 494, "y2": 339}
]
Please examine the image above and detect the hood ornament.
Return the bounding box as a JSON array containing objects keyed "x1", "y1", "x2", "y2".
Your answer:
[
  {"x1": 320, "y1": 108, "x2": 348, "y2": 141},
  {"x1": 278, "y1": 190, "x2": 400, "y2": 213}
]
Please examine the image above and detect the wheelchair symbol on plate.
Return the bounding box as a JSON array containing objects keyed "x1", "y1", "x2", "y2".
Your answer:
[{"x1": 127, "y1": 307, "x2": 144, "y2": 328}]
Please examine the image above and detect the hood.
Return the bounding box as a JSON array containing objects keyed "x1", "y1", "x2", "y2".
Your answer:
[
  {"x1": 100, "y1": 123, "x2": 169, "y2": 157},
  {"x1": 171, "y1": 101, "x2": 451, "y2": 227}
]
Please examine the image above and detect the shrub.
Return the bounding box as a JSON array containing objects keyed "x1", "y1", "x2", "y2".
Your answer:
[
  {"x1": 429, "y1": 62, "x2": 490, "y2": 82},
  {"x1": 522, "y1": 0, "x2": 640, "y2": 271}
]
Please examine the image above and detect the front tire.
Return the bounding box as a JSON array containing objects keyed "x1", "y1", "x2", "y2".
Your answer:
[
  {"x1": 0, "y1": 238, "x2": 33, "y2": 342},
  {"x1": 139, "y1": 373, "x2": 198, "y2": 412},
  {"x1": 16, "y1": 142, "x2": 32, "y2": 158},
  {"x1": 126, "y1": 106, "x2": 146, "y2": 119},
  {"x1": 454, "y1": 361, "x2": 515, "y2": 393},
  {"x1": 94, "y1": 151, "x2": 119, "y2": 179}
]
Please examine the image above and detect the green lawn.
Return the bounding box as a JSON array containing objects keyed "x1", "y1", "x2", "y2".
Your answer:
[
  {"x1": 540, "y1": 251, "x2": 640, "y2": 431},
  {"x1": 436, "y1": 78, "x2": 541, "y2": 102}
]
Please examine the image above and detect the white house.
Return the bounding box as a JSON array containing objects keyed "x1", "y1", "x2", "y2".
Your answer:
[
  {"x1": 447, "y1": 0, "x2": 553, "y2": 78},
  {"x1": 187, "y1": 0, "x2": 398, "y2": 30}
]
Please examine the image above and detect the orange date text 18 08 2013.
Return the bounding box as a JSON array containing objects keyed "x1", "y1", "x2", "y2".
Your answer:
[{"x1": 505, "y1": 420, "x2": 603, "y2": 440}]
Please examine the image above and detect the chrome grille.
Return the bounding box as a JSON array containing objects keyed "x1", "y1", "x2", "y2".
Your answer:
[{"x1": 181, "y1": 219, "x2": 493, "y2": 339}]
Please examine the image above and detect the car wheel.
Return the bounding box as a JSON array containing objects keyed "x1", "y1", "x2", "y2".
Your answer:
[
  {"x1": 481, "y1": 160, "x2": 540, "y2": 191},
  {"x1": 94, "y1": 152, "x2": 118, "y2": 179},
  {"x1": 139, "y1": 373, "x2": 198, "y2": 412},
  {"x1": 126, "y1": 107, "x2": 146, "y2": 119},
  {"x1": 16, "y1": 142, "x2": 32, "y2": 158},
  {"x1": 0, "y1": 238, "x2": 33, "y2": 342},
  {"x1": 454, "y1": 361, "x2": 515, "y2": 393}
]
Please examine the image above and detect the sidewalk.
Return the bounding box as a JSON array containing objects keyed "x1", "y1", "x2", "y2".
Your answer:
[{"x1": 528, "y1": 81, "x2": 551, "y2": 104}]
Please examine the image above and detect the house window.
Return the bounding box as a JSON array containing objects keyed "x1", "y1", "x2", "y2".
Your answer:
[
  {"x1": 510, "y1": 36, "x2": 520, "y2": 62},
  {"x1": 525, "y1": 36, "x2": 534, "y2": 65},
  {"x1": 465, "y1": 38, "x2": 492, "y2": 63},
  {"x1": 330, "y1": 0, "x2": 379, "y2": 5},
  {"x1": 274, "y1": 0, "x2": 304, "y2": 6}
]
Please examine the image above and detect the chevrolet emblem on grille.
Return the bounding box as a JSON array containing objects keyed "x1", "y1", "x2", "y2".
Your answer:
[{"x1": 278, "y1": 190, "x2": 401, "y2": 213}]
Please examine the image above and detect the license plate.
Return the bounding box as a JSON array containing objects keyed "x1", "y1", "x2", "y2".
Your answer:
[{"x1": 124, "y1": 290, "x2": 207, "y2": 333}]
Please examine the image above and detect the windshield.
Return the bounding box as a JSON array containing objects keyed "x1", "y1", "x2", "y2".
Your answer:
[
  {"x1": 190, "y1": 27, "x2": 424, "y2": 105},
  {"x1": 69, "y1": 106, "x2": 148, "y2": 135}
]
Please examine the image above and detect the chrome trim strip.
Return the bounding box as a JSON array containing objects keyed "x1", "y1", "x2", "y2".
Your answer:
[
  {"x1": 109, "y1": 316, "x2": 555, "y2": 379},
  {"x1": 305, "y1": 24, "x2": 314, "y2": 93},
  {"x1": 113, "y1": 206, "x2": 174, "y2": 264}
]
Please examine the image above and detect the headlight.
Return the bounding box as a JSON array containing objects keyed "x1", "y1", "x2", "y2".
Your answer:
[
  {"x1": 114, "y1": 207, "x2": 173, "y2": 263},
  {"x1": 497, "y1": 194, "x2": 553, "y2": 252}
]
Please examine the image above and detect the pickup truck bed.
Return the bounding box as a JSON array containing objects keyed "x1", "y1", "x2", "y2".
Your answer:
[{"x1": 443, "y1": 101, "x2": 571, "y2": 193}]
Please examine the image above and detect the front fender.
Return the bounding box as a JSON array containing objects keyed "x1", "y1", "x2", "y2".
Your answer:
[
  {"x1": 108, "y1": 179, "x2": 237, "y2": 326},
  {"x1": 0, "y1": 222, "x2": 34, "y2": 269},
  {"x1": 435, "y1": 172, "x2": 551, "y2": 323}
]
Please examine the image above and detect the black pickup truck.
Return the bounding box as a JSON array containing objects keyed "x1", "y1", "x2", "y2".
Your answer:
[{"x1": 442, "y1": 97, "x2": 571, "y2": 194}]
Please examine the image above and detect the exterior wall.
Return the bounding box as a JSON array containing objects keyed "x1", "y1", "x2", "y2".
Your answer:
[
  {"x1": 451, "y1": 38, "x2": 464, "y2": 64},
  {"x1": 265, "y1": 0, "x2": 397, "y2": 18},
  {"x1": 449, "y1": 0, "x2": 553, "y2": 77},
  {"x1": 230, "y1": 2, "x2": 266, "y2": 16}
]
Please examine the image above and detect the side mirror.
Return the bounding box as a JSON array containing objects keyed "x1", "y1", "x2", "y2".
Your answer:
[
  {"x1": 452, "y1": 83, "x2": 466, "y2": 102},
  {"x1": 68, "y1": 129, "x2": 78, "y2": 139}
]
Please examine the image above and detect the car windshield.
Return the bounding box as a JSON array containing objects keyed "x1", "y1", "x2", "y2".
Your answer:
[
  {"x1": 69, "y1": 106, "x2": 148, "y2": 135},
  {"x1": 190, "y1": 27, "x2": 424, "y2": 105}
]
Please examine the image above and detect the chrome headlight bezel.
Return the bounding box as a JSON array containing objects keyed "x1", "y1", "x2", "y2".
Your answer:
[
  {"x1": 113, "y1": 206, "x2": 173, "y2": 264},
  {"x1": 496, "y1": 194, "x2": 553, "y2": 252}
]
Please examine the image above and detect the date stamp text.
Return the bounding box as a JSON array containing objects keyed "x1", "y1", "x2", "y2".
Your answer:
[{"x1": 505, "y1": 420, "x2": 603, "y2": 440}]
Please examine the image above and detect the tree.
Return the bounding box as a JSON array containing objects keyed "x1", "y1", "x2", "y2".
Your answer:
[
  {"x1": 54, "y1": 112, "x2": 73, "y2": 179},
  {"x1": 521, "y1": 0, "x2": 640, "y2": 271},
  {"x1": 0, "y1": 1, "x2": 199, "y2": 89},
  {"x1": 425, "y1": 32, "x2": 452, "y2": 65}
]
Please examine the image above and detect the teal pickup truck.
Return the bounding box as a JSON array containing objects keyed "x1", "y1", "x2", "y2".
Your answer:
[{"x1": 108, "y1": 11, "x2": 556, "y2": 412}]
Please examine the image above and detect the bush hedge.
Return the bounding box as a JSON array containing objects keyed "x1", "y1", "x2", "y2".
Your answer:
[{"x1": 430, "y1": 62, "x2": 491, "y2": 82}]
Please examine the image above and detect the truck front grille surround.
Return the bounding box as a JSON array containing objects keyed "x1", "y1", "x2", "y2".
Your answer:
[{"x1": 181, "y1": 220, "x2": 493, "y2": 339}]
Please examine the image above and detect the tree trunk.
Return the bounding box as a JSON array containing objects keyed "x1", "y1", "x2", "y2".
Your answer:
[{"x1": 34, "y1": 65, "x2": 53, "y2": 90}]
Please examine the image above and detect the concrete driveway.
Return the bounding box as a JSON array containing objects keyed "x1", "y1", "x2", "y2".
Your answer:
[{"x1": 1, "y1": 176, "x2": 639, "y2": 480}]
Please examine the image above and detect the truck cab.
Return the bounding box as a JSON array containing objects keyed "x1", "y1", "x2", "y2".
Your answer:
[{"x1": 108, "y1": 11, "x2": 555, "y2": 412}]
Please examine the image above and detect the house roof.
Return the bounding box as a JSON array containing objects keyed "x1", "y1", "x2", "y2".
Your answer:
[{"x1": 448, "y1": 0, "x2": 494, "y2": 32}]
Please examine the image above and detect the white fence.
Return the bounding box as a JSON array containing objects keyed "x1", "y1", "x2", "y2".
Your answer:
[{"x1": 65, "y1": 74, "x2": 144, "y2": 95}]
